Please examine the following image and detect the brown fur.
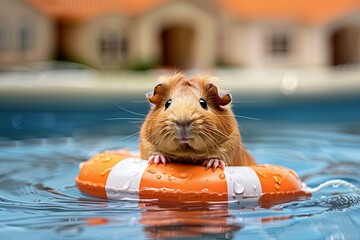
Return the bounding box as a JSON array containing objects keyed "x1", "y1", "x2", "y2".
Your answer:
[{"x1": 139, "y1": 73, "x2": 255, "y2": 166}]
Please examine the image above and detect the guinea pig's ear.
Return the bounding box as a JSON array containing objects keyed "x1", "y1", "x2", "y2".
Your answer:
[
  {"x1": 146, "y1": 83, "x2": 167, "y2": 105},
  {"x1": 206, "y1": 83, "x2": 232, "y2": 106}
]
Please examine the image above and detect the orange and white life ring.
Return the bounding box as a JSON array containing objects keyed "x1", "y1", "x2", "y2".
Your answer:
[{"x1": 76, "y1": 151, "x2": 311, "y2": 205}]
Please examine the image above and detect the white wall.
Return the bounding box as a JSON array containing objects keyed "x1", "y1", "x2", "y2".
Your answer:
[
  {"x1": 293, "y1": 26, "x2": 329, "y2": 67},
  {"x1": 0, "y1": 0, "x2": 55, "y2": 66},
  {"x1": 227, "y1": 21, "x2": 330, "y2": 69}
]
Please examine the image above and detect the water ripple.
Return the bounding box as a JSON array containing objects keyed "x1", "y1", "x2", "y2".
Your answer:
[{"x1": 0, "y1": 124, "x2": 359, "y2": 239}]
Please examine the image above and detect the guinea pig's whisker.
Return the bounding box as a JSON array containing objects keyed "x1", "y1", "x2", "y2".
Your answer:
[
  {"x1": 113, "y1": 103, "x2": 148, "y2": 117},
  {"x1": 210, "y1": 127, "x2": 245, "y2": 146},
  {"x1": 214, "y1": 116, "x2": 249, "y2": 136},
  {"x1": 203, "y1": 133, "x2": 220, "y2": 148},
  {"x1": 200, "y1": 128, "x2": 221, "y2": 147},
  {"x1": 195, "y1": 132, "x2": 210, "y2": 155},
  {"x1": 211, "y1": 129, "x2": 229, "y2": 140},
  {"x1": 116, "y1": 130, "x2": 141, "y2": 141},
  {"x1": 146, "y1": 134, "x2": 161, "y2": 144},
  {"x1": 239, "y1": 125, "x2": 248, "y2": 135},
  {"x1": 131, "y1": 100, "x2": 149, "y2": 103},
  {"x1": 203, "y1": 125, "x2": 240, "y2": 147},
  {"x1": 234, "y1": 115, "x2": 260, "y2": 121},
  {"x1": 128, "y1": 121, "x2": 144, "y2": 124},
  {"x1": 234, "y1": 115, "x2": 261, "y2": 121},
  {"x1": 203, "y1": 124, "x2": 227, "y2": 138},
  {"x1": 148, "y1": 128, "x2": 171, "y2": 143},
  {"x1": 153, "y1": 130, "x2": 171, "y2": 146},
  {"x1": 239, "y1": 144, "x2": 247, "y2": 153},
  {"x1": 143, "y1": 128, "x2": 164, "y2": 140},
  {"x1": 232, "y1": 100, "x2": 259, "y2": 103},
  {"x1": 160, "y1": 132, "x2": 172, "y2": 145},
  {"x1": 104, "y1": 117, "x2": 145, "y2": 121},
  {"x1": 207, "y1": 126, "x2": 246, "y2": 152},
  {"x1": 216, "y1": 114, "x2": 260, "y2": 121},
  {"x1": 106, "y1": 116, "x2": 158, "y2": 123}
]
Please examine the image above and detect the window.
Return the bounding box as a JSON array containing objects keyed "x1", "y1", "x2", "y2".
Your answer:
[
  {"x1": 269, "y1": 32, "x2": 290, "y2": 56},
  {"x1": 19, "y1": 22, "x2": 33, "y2": 53},
  {"x1": 99, "y1": 30, "x2": 128, "y2": 61},
  {"x1": 0, "y1": 23, "x2": 6, "y2": 54}
]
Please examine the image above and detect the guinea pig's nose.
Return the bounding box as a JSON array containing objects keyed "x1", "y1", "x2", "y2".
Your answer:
[{"x1": 175, "y1": 119, "x2": 192, "y2": 128}]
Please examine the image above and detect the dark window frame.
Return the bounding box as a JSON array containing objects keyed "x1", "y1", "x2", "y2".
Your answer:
[
  {"x1": 269, "y1": 32, "x2": 291, "y2": 57},
  {"x1": 19, "y1": 21, "x2": 34, "y2": 53},
  {"x1": 99, "y1": 30, "x2": 128, "y2": 61}
]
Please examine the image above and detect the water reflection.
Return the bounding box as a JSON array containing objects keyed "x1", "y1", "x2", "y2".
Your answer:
[{"x1": 139, "y1": 203, "x2": 240, "y2": 239}]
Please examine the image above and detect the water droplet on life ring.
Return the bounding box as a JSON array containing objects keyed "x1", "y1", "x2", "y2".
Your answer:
[
  {"x1": 147, "y1": 169, "x2": 156, "y2": 174},
  {"x1": 202, "y1": 188, "x2": 209, "y2": 192},
  {"x1": 179, "y1": 173, "x2": 188, "y2": 179},
  {"x1": 168, "y1": 175, "x2": 173, "y2": 181},
  {"x1": 219, "y1": 173, "x2": 225, "y2": 180},
  {"x1": 258, "y1": 171, "x2": 267, "y2": 178},
  {"x1": 102, "y1": 157, "x2": 112, "y2": 163},
  {"x1": 156, "y1": 175, "x2": 162, "y2": 179},
  {"x1": 234, "y1": 181, "x2": 245, "y2": 194},
  {"x1": 273, "y1": 175, "x2": 282, "y2": 184}
]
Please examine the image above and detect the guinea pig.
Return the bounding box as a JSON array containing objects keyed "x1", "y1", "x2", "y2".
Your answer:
[{"x1": 139, "y1": 73, "x2": 256, "y2": 170}]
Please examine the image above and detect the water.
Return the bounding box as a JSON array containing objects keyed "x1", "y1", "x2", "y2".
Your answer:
[
  {"x1": 0, "y1": 123, "x2": 359, "y2": 240},
  {"x1": 1, "y1": 93, "x2": 360, "y2": 239}
]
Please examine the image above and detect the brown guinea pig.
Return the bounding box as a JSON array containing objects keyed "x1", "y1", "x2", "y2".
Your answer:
[{"x1": 139, "y1": 73, "x2": 255, "y2": 170}]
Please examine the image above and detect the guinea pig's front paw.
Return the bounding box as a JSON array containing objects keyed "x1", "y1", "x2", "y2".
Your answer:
[
  {"x1": 148, "y1": 154, "x2": 170, "y2": 166},
  {"x1": 202, "y1": 158, "x2": 226, "y2": 171}
]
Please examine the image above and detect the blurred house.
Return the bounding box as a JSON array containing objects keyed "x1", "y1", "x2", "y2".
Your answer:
[
  {"x1": 221, "y1": 0, "x2": 360, "y2": 69},
  {"x1": 0, "y1": 0, "x2": 360, "y2": 69},
  {"x1": 0, "y1": 0, "x2": 55, "y2": 67}
]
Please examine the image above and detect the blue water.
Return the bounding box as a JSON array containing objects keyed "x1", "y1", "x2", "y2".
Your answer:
[{"x1": 0, "y1": 95, "x2": 360, "y2": 239}]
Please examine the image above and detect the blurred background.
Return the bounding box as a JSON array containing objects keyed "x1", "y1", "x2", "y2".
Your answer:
[{"x1": 1, "y1": 0, "x2": 360, "y2": 139}]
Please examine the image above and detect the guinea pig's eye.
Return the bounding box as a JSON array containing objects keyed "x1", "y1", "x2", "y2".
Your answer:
[
  {"x1": 199, "y1": 98, "x2": 208, "y2": 110},
  {"x1": 164, "y1": 99, "x2": 172, "y2": 110}
]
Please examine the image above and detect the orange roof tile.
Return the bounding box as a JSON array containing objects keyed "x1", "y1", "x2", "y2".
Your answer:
[
  {"x1": 25, "y1": 0, "x2": 360, "y2": 25},
  {"x1": 25, "y1": 0, "x2": 168, "y2": 21},
  {"x1": 217, "y1": 0, "x2": 360, "y2": 25}
]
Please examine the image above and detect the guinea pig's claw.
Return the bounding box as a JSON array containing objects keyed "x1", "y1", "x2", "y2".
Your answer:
[
  {"x1": 148, "y1": 155, "x2": 155, "y2": 165},
  {"x1": 219, "y1": 160, "x2": 226, "y2": 169},
  {"x1": 148, "y1": 154, "x2": 169, "y2": 166},
  {"x1": 203, "y1": 158, "x2": 226, "y2": 171}
]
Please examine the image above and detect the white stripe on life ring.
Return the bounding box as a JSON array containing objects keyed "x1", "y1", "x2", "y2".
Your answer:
[
  {"x1": 224, "y1": 166, "x2": 262, "y2": 204},
  {"x1": 106, "y1": 158, "x2": 148, "y2": 200}
]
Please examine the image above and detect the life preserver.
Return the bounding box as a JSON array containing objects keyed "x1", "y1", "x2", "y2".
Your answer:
[{"x1": 76, "y1": 151, "x2": 310, "y2": 205}]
